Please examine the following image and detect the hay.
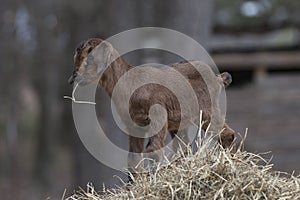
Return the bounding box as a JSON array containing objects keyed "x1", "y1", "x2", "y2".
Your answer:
[
  {"x1": 64, "y1": 82, "x2": 96, "y2": 105},
  {"x1": 67, "y1": 132, "x2": 300, "y2": 200}
]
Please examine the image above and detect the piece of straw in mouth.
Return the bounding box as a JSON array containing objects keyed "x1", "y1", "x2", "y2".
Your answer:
[{"x1": 63, "y1": 82, "x2": 96, "y2": 105}]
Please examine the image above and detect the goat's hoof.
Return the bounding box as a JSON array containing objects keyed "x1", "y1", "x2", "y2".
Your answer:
[
  {"x1": 127, "y1": 172, "x2": 134, "y2": 184},
  {"x1": 220, "y1": 128, "x2": 235, "y2": 149},
  {"x1": 144, "y1": 151, "x2": 162, "y2": 172}
]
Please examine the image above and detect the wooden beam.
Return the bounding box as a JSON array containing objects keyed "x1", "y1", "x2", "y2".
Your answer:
[
  {"x1": 210, "y1": 28, "x2": 300, "y2": 51},
  {"x1": 212, "y1": 51, "x2": 300, "y2": 70}
]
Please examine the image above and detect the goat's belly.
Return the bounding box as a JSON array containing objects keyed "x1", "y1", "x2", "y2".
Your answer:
[
  {"x1": 131, "y1": 113, "x2": 150, "y2": 127},
  {"x1": 130, "y1": 111, "x2": 192, "y2": 130},
  {"x1": 168, "y1": 117, "x2": 192, "y2": 131}
]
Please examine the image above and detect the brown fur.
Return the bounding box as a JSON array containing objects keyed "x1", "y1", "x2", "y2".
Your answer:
[{"x1": 69, "y1": 38, "x2": 235, "y2": 174}]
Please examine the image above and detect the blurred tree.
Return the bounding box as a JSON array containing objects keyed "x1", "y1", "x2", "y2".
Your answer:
[
  {"x1": 214, "y1": 0, "x2": 300, "y2": 33},
  {"x1": 0, "y1": 0, "x2": 216, "y2": 197}
]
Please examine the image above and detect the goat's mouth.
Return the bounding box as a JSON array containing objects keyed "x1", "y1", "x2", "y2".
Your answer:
[
  {"x1": 68, "y1": 70, "x2": 78, "y2": 84},
  {"x1": 68, "y1": 75, "x2": 91, "y2": 87},
  {"x1": 68, "y1": 75, "x2": 75, "y2": 84},
  {"x1": 69, "y1": 70, "x2": 83, "y2": 85}
]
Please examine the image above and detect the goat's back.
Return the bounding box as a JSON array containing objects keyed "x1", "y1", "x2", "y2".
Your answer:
[{"x1": 128, "y1": 60, "x2": 222, "y2": 130}]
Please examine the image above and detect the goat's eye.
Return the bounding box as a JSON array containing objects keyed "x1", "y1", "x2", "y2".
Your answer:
[{"x1": 87, "y1": 47, "x2": 93, "y2": 54}]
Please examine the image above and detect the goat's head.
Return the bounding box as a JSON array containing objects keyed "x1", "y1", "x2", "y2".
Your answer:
[{"x1": 68, "y1": 38, "x2": 115, "y2": 86}]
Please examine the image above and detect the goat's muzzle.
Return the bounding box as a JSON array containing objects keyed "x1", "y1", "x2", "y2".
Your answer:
[{"x1": 68, "y1": 71, "x2": 77, "y2": 84}]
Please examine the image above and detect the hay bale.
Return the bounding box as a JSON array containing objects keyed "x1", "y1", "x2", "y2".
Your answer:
[{"x1": 67, "y1": 133, "x2": 300, "y2": 200}]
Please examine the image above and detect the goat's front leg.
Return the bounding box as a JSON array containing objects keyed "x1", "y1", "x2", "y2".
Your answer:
[
  {"x1": 128, "y1": 135, "x2": 144, "y2": 181},
  {"x1": 144, "y1": 124, "x2": 168, "y2": 166},
  {"x1": 170, "y1": 128, "x2": 190, "y2": 154}
]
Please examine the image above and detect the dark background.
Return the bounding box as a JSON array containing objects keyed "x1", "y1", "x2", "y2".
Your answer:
[{"x1": 1, "y1": 0, "x2": 300, "y2": 199}]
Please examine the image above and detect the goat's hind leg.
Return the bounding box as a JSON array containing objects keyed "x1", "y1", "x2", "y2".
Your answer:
[{"x1": 219, "y1": 123, "x2": 235, "y2": 151}]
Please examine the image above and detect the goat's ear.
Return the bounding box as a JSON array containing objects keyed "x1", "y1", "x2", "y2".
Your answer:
[
  {"x1": 84, "y1": 52, "x2": 97, "y2": 74},
  {"x1": 85, "y1": 41, "x2": 113, "y2": 74},
  {"x1": 98, "y1": 42, "x2": 114, "y2": 74}
]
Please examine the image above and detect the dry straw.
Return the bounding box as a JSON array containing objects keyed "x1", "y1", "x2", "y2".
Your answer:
[
  {"x1": 64, "y1": 82, "x2": 96, "y2": 105},
  {"x1": 66, "y1": 126, "x2": 300, "y2": 200}
]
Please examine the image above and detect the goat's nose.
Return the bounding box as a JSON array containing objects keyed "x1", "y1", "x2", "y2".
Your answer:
[
  {"x1": 68, "y1": 75, "x2": 74, "y2": 84},
  {"x1": 68, "y1": 71, "x2": 77, "y2": 84}
]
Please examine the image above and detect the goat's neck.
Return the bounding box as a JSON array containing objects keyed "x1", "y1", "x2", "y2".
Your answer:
[{"x1": 100, "y1": 57, "x2": 133, "y2": 97}]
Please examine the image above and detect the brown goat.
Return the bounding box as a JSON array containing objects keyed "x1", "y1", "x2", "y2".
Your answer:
[{"x1": 68, "y1": 38, "x2": 235, "y2": 175}]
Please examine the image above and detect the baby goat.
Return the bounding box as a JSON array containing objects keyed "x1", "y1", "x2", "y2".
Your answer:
[{"x1": 68, "y1": 38, "x2": 235, "y2": 175}]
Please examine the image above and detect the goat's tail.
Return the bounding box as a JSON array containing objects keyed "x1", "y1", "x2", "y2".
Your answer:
[{"x1": 220, "y1": 72, "x2": 232, "y2": 88}]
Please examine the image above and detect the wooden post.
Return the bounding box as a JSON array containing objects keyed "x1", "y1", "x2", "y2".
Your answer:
[{"x1": 254, "y1": 66, "x2": 267, "y2": 83}]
